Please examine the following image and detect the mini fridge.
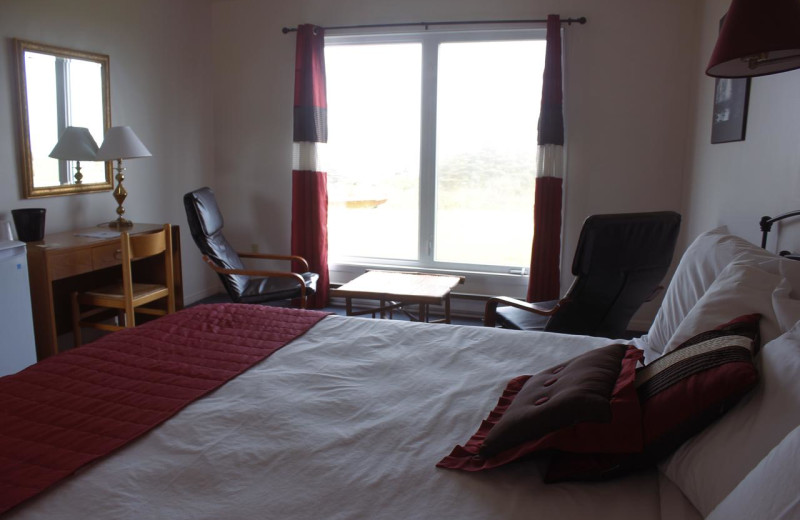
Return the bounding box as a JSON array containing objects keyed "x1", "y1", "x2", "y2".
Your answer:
[{"x1": 0, "y1": 239, "x2": 37, "y2": 376}]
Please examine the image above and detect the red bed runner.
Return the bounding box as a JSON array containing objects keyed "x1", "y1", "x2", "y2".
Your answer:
[{"x1": 0, "y1": 304, "x2": 328, "y2": 514}]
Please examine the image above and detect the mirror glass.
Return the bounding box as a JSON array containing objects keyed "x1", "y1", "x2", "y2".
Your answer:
[{"x1": 14, "y1": 39, "x2": 112, "y2": 198}]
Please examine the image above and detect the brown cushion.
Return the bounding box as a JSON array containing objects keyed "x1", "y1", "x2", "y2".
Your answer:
[
  {"x1": 481, "y1": 344, "x2": 630, "y2": 457},
  {"x1": 437, "y1": 344, "x2": 644, "y2": 471}
]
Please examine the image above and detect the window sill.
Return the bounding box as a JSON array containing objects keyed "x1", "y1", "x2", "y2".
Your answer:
[{"x1": 329, "y1": 261, "x2": 529, "y2": 300}]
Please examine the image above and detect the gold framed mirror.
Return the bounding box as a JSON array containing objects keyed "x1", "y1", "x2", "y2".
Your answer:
[{"x1": 14, "y1": 39, "x2": 112, "y2": 198}]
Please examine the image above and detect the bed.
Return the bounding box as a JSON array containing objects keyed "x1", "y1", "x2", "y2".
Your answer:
[{"x1": 2, "y1": 226, "x2": 799, "y2": 520}]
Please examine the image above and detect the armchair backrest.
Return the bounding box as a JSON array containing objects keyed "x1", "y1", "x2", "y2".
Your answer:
[
  {"x1": 544, "y1": 211, "x2": 681, "y2": 338},
  {"x1": 183, "y1": 187, "x2": 249, "y2": 300}
]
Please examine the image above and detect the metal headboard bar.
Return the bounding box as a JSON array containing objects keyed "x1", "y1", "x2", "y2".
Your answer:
[{"x1": 760, "y1": 210, "x2": 800, "y2": 249}]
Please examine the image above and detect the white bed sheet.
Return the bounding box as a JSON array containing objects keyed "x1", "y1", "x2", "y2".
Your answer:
[{"x1": 8, "y1": 315, "x2": 700, "y2": 520}]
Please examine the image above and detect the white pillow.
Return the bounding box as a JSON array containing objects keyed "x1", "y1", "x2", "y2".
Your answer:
[
  {"x1": 659, "y1": 323, "x2": 800, "y2": 516},
  {"x1": 662, "y1": 262, "x2": 800, "y2": 354},
  {"x1": 706, "y1": 425, "x2": 800, "y2": 520},
  {"x1": 757, "y1": 257, "x2": 800, "y2": 330},
  {"x1": 636, "y1": 227, "x2": 776, "y2": 355}
]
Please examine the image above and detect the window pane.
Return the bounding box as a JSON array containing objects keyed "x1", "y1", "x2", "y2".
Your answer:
[
  {"x1": 435, "y1": 40, "x2": 545, "y2": 267},
  {"x1": 68, "y1": 59, "x2": 105, "y2": 184},
  {"x1": 326, "y1": 43, "x2": 421, "y2": 261},
  {"x1": 25, "y1": 52, "x2": 60, "y2": 186}
]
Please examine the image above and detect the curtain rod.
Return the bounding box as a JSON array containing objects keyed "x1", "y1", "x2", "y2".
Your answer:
[{"x1": 281, "y1": 17, "x2": 587, "y2": 34}]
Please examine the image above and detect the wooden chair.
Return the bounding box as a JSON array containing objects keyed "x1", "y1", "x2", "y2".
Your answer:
[
  {"x1": 183, "y1": 187, "x2": 318, "y2": 308},
  {"x1": 71, "y1": 224, "x2": 175, "y2": 346}
]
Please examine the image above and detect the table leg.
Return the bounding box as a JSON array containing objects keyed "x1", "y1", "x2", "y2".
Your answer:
[
  {"x1": 444, "y1": 294, "x2": 452, "y2": 324},
  {"x1": 345, "y1": 297, "x2": 353, "y2": 316}
]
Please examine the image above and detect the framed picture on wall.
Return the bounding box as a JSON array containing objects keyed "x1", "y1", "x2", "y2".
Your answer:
[
  {"x1": 711, "y1": 15, "x2": 750, "y2": 144},
  {"x1": 711, "y1": 76, "x2": 750, "y2": 143}
]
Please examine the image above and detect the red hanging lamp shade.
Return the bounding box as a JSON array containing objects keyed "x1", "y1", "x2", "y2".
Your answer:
[{"x1": 706, "y1": 0, "x2": 800, "y2": 78}]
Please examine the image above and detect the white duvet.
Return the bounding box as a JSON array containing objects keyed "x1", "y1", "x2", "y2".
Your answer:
[{"x1": 8, "y1": 315, "x2": 700, "y2": 520}]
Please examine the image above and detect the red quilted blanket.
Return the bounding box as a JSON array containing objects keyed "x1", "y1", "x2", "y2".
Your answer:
[{"x1": 0, "y1": 303, "x2": 328, "y2": 514}]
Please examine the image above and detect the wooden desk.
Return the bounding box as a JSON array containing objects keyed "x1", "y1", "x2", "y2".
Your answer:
[
  {"x1": 333, "y1": 270, "x2": 464, "y2": 324},
  {"x1": 26, "y1": 223, "x2": 183, "y2": 360}
]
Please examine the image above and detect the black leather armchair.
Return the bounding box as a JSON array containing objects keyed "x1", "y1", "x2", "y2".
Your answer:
[
  {"x1": 183, "y1": 187, "x2": 319, "y2": 308},
  {"x1": 484, "y1": 211, "x2": 681, "y2": 339}
]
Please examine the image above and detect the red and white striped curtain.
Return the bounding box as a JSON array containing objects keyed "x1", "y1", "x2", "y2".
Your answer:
[
  {"x1": 291, "y1": 24, "x2": 329, "y2": 308},
  {"x1": 527, "y1": 14, "x2": 565, "y2": 303}
]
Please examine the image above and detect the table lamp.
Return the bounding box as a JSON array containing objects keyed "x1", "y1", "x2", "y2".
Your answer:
[
  {"x1": 48, "y1": 127, "x2": 99, "y2": 185},
  {"x1": 96, "y1": 126, "x2": 152, "y2": 228}
]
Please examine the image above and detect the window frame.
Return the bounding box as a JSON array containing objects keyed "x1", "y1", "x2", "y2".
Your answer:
[{"x1": 325, "y1": 28, "x2": 551, "y2": 294}]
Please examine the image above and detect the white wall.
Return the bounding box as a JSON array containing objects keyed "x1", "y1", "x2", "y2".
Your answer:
[
  {"x1": 211, "y1": 0, "x2": 698, "y2": 323},
  {"x1": 683, "y1": 0, "x2": 800, "y2": 252},
  {"x1": 13, "y1": 0, "x2": 787, "y2": 328},
  {"x1": 0, "y1": 0, "x2": 218, "y2": 304}
]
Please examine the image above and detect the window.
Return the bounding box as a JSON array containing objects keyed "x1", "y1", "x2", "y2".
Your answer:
[{"x1": 325, "y1": 30, "x2": 547, "y2": 274}]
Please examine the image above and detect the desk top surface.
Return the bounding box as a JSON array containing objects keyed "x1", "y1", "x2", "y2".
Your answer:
[{"x1": 29, "y1": 223, "x2": 166, "y2": 252}]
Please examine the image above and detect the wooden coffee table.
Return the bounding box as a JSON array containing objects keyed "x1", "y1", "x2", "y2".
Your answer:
[{"x1": 333, "y1": 270, "x2": 465, "y2": 324}]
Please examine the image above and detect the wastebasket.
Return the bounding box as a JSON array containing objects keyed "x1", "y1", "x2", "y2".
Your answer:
[{"x1": 11, "y1": 208, "x2": 46, "y2": 242}]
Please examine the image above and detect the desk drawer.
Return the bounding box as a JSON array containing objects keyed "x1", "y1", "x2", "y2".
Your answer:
[
  {"x1": 49, "y1": 250, "x2": 93, "y2": 280},
  {"x1": 92, "y1": 243, "x2": 122, "y2": 270}
]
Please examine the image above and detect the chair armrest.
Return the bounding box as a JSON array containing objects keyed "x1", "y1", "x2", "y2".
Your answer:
[
  {"x1": 237, "y1": 252, "x2": 310, "y2": 272},
  {"x1": 483, "y1": 296, "x2": 566, "y2": 327},
  {"x1": 201, "y1": 256, "x2": 308, "y2": 307}
]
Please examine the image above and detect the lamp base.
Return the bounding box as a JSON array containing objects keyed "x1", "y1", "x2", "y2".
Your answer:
[{"x1": 108, "y1": 217, "x2": 133, "y2": 229}]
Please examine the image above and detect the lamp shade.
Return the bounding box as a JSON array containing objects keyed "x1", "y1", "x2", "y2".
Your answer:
[
  {"x1": 96, "y1": 126, "x2": 152, "y2": 160},
  {"x1": 49, "y1": 127, "x2": 99, "y2": 160},
  {"x1": 706, "y1": 0, "x2": 800, "y2": 78}
]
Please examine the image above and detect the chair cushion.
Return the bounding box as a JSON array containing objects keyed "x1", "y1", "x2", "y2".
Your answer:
[
  {"x1": 494, "y1": 302, "x2": 555, "y2": 330},
  {"x1": 571, "y1": 212, "x2": 680, "y2": 277},
  {"x1": 188, "y1": 187, "x2": 224, "y2": 237},
  {"x1": 237, "y1": 272, "x2": 319, "y2": 304},
  {"x1": 184, "y1": 188, "x2": 252, "y2": 298}
]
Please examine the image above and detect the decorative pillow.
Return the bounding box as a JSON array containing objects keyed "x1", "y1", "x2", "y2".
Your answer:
[
  {"x1": 636, "y1": 227, "x2": 775, "y2": 357},
  {"x1": 546, "y1": 314, "x2": 760, "y2": 483},
  {"x1": 705, "y1": 425, "x2": 800, "y2": 520},
  {"x1": 662, "y1": 262, "x2": 793, "y2": 355},
  {"x1": 659, "y1": 322, "x2": 800, "y2": 516},
  {"x1": 437, "y1": 344, "x2": 643, "y2": 471}
]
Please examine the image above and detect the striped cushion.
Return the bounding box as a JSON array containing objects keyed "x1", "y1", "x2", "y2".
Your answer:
[
  {"x1": 546, "y1": 314, "x2": 760, "y2": 482},
  {"x1": 636, "y1": 313, "x2": 760, "y2": 455}
]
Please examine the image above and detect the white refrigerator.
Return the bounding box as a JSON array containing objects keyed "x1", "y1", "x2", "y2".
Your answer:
[{"x1": 0, "y1": 239, "x2": 37, "y2": 376}]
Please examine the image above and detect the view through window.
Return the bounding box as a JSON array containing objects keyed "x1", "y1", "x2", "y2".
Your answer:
[
  {"x1": 25, "y1": 52, "x2": 104, "y2": 186},
  {"x1": 326, "y1": 31, "x2": 546, "y2": 272}
]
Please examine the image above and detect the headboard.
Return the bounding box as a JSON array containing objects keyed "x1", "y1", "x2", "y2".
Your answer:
[{"x1": 760, "y1": 210, "x2": 800, "y2": 259}]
